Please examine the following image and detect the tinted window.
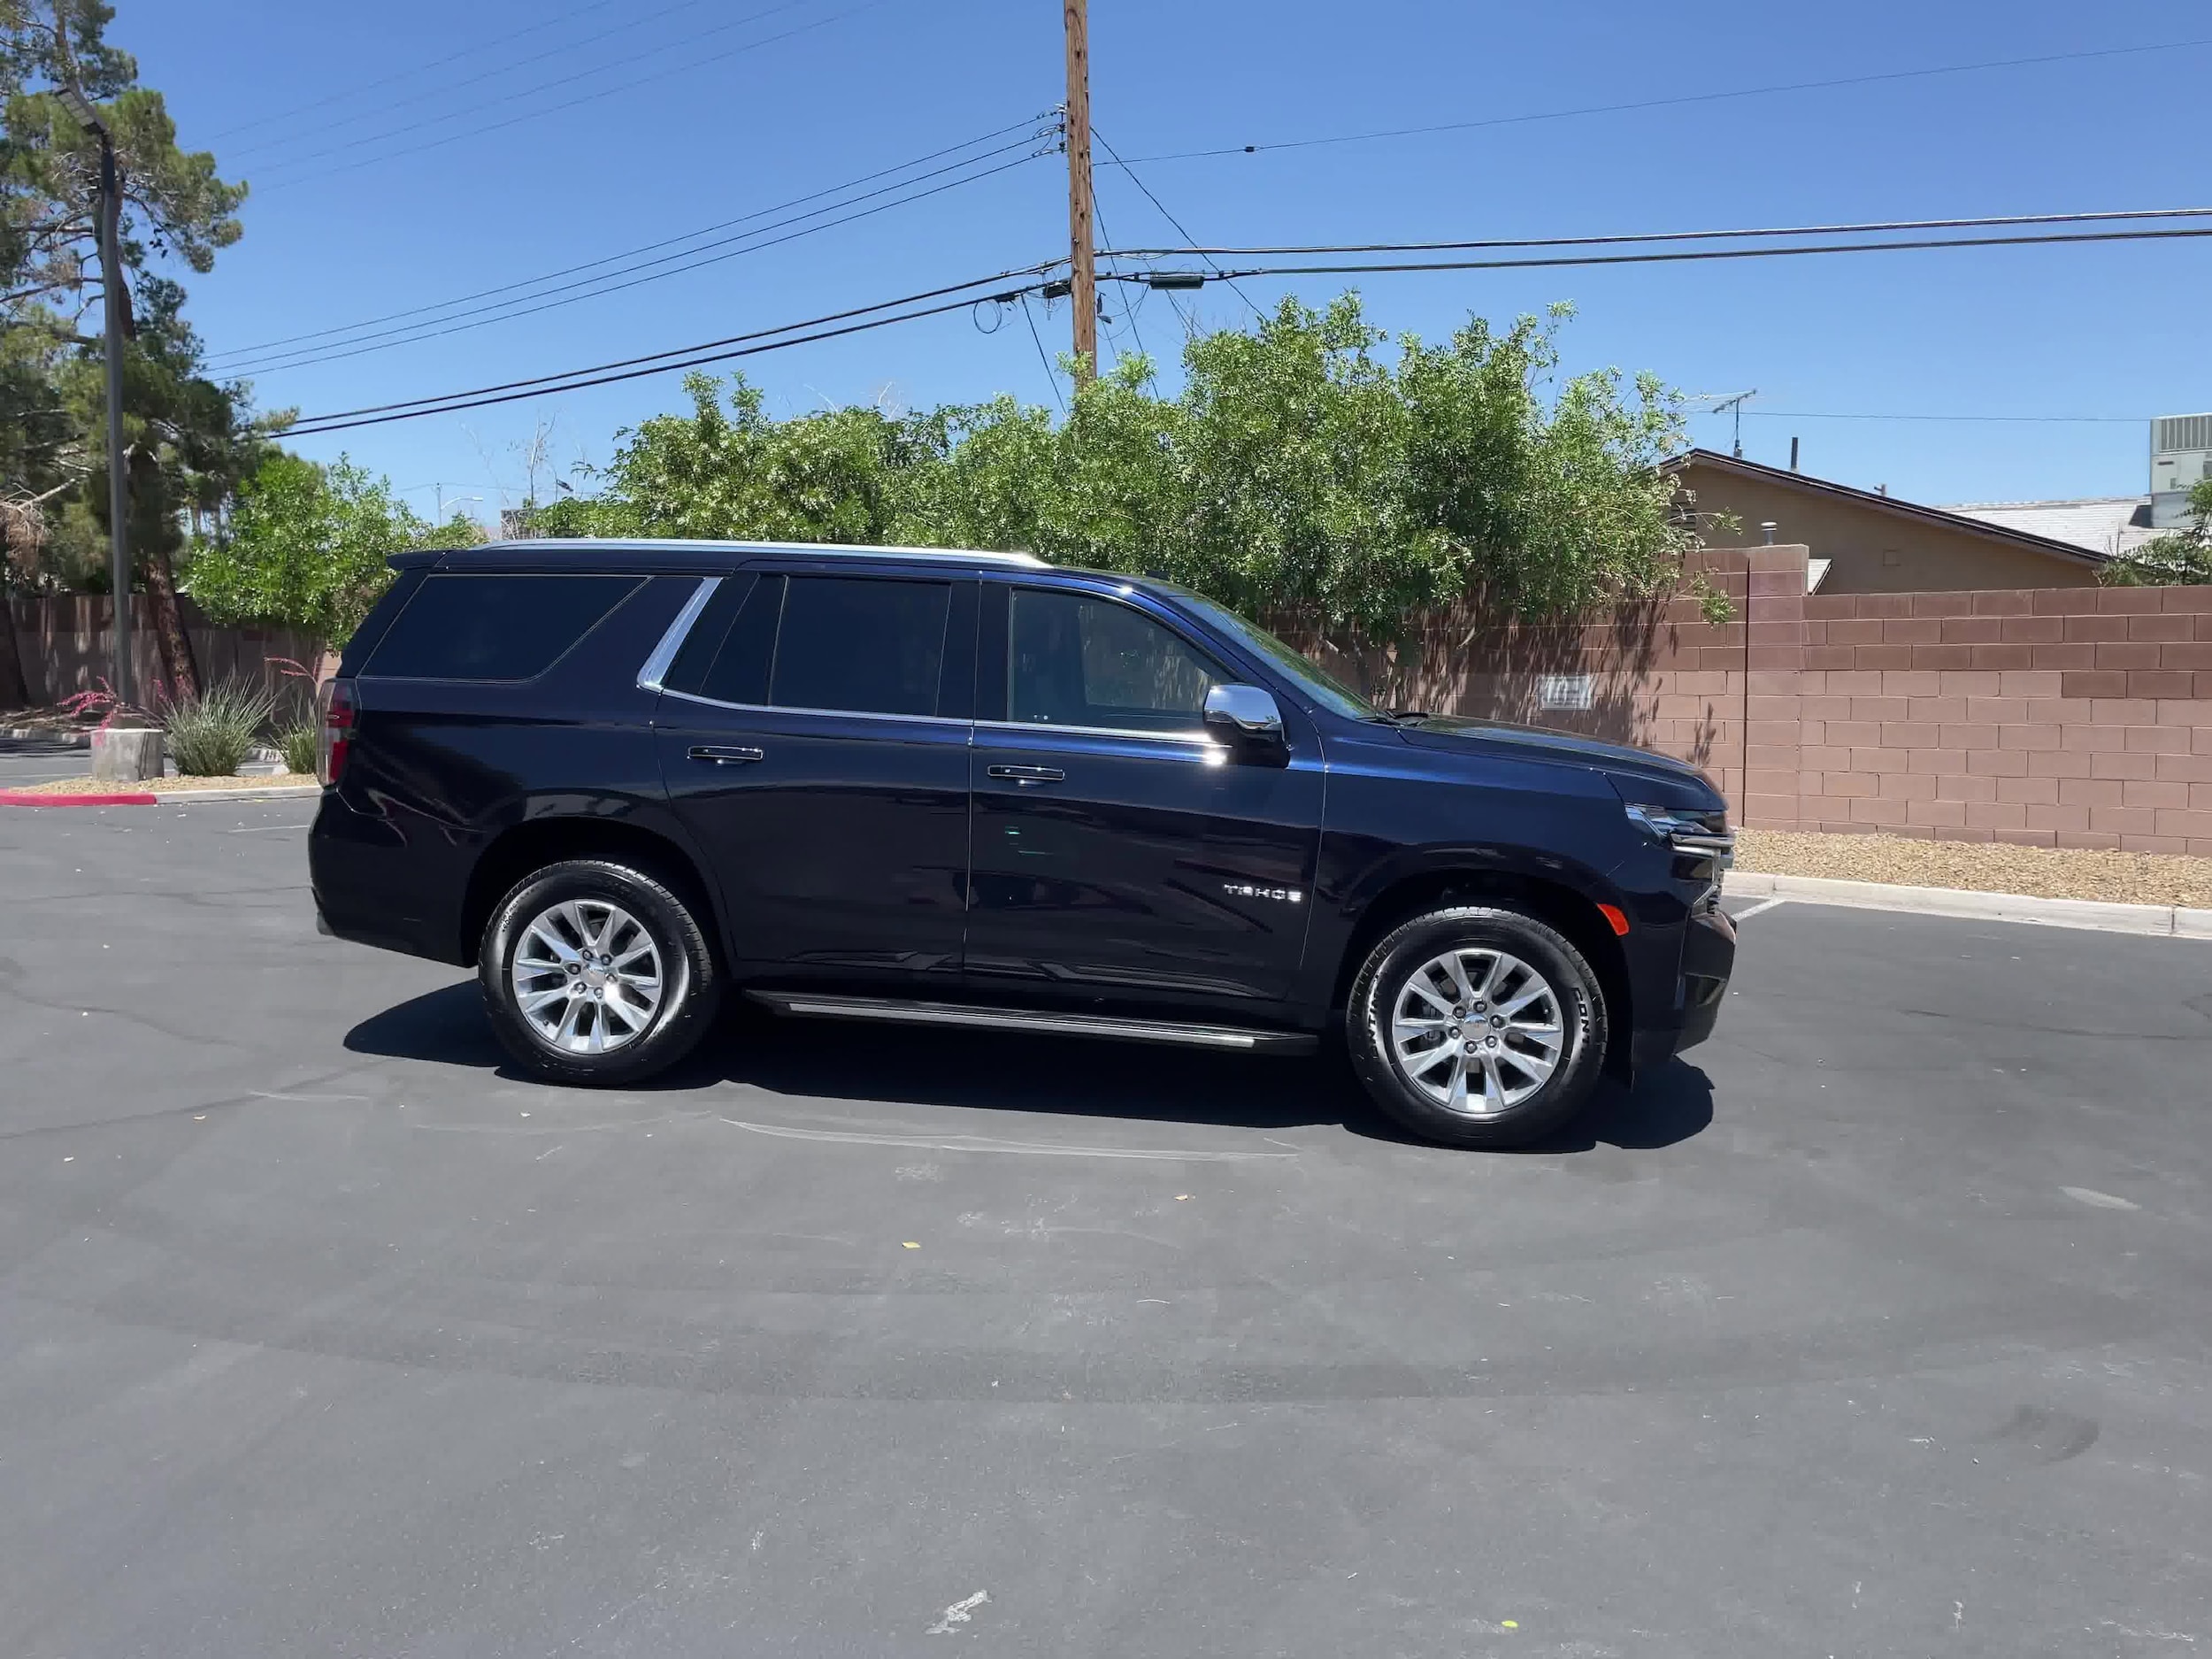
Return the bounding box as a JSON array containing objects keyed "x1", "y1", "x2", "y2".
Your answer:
[
  {"x1": 768, "y1": 576, "x2": 950, "y2": 717},
  {"x1": 660, "y1": 572, "x2": 758, "y2": 695},
  {"x1": 695, "y1": 574, "x2": 784, "y2": 706},
  {"x1": 1007, "y1": 588, "x2": 1225, "y2": 733},
  {"x1": 365, "y1": 574, "x2": 640, "y2": 681}
]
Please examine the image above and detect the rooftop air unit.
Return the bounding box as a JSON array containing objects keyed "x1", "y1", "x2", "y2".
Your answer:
[{"x1": 2151, "y1": 412, "x2": 2212, "y2": 527}]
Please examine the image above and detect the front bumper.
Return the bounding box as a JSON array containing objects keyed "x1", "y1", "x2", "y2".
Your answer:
[{"x1": 1629, "y1": 901, "x2": 1736, "y2": 1068}]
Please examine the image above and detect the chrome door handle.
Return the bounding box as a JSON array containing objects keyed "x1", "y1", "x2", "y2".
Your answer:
[
  {"x1": 689, "y1": 745, "x2": 765, "y2": 764},
  {"x1": 987, "y1": 764, "x2": 1064, "y2": 784}
]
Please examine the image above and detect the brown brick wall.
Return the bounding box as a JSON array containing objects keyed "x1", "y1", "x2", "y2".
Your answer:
[{"x1": 1294, "y1": 548, "x2": 2212, "y2": 858}]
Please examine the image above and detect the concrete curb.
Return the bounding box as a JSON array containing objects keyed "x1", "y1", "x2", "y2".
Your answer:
[
  {"x1": 0, "y1": 726, "x2": 93, "y2": 745},
  {"x1": 149, "y1": 783, "x2": 323, "y2": 804},
  {"x1": 0, "y1": 782, "x2": 321, "y2": 808},
  {"x1": 1726, "y1": 870, "x2": 2212, "y2": 940}
]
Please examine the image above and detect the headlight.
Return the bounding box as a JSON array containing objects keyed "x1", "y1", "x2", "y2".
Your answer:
[{"x1": 1624, "y1": 802, "x2": 1735, "y2": 865}]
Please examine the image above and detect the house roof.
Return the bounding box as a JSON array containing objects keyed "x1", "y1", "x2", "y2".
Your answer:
[
  {"x1": 1666, "y1": 449, "x2": 2108, "y2": 566},
  {"x1": 1943, "y1": 496, "x2": 2161, "y2": 558}
]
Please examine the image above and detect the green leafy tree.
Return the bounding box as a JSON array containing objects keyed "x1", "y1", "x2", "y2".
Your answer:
[
  {"x1": 1, "y1": 1, "x2": 254, "y2": 699},
  {"x1": 549, "y1": 294, "x2": 1696, "y2": 662},
  {"x1": 2, "y1": 0, "x2": 245, "y2": 332},
  {"x1": 2101, "y1": 478, "x2": 2212, "y2": 586},
  {"x1": 190, "y1": 454, "x2": 480, "y2": 648}
]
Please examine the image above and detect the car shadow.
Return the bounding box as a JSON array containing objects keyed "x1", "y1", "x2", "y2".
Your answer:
[{"x1": 343, "y1": 981, "x2": 1713, "y2": 1152}]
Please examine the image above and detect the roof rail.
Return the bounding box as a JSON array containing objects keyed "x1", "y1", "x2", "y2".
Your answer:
[{"x1": 488, "y1": 537, "x2": 1048, "y2": 567}]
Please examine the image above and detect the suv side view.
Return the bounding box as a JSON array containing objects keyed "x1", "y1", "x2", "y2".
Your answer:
[{"x1": 309, "y1": 540, "x2": 1736, "y2": 1148}]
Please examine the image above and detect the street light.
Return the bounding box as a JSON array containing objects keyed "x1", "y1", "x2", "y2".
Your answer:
[{"x1": 59, "y1": 85, "x2": 132, "y2": 706}]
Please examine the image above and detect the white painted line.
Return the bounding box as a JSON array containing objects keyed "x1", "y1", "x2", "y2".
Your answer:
[
  {"x1": 1725, "y1": 872, "x2": 2211, "y2": 939},
  {"x1": 227, "y1": 823, "x2": 305, "y2": 833},
  {"x1": 719, "y1": 1117, "x2": 1294, "y2": 1161},
  {"x1": 2062, "y1": 1186, "x2": 2140, "y2": 1211},
  {"x1": 1732, "y1": 896, "x2": 1788, "y2": 921}
]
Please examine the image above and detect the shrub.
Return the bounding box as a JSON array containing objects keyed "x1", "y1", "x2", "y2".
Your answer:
[
  {"x1": 164, "y1": 678, "x2": 276, "y2": 776},
  {"x1": 274, "y1": 720, "x2": 318, "y2": 776}
]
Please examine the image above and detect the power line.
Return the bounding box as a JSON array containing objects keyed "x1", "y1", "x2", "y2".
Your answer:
[
  {"x1": 285, "y1": 284, "x2": 1058, "y2": 438},
  {"x1": 1100, "y1": 36, "x2": 2212, "y2": 166},
  {"x1": 281, "y1": 264, "x2": 1064, "y2": 434},
  {"x1": 235, "y1": 0, "x2": 817, "y2": 171},
  {"x1": 205, "y1": 116, "x2": 1052, "y2": 366},
  {"x1": 1088, "y1": 126, "x2": 1263, "y2": 319},
  {"x1": 201, "y1": 0, "x2": 638, "y2": 141},
  {"x1": 1109, "y1": 225, "x2": 2212, "y2": 284},
  {"x1": 224, "y1": 0, "x2": 728, "y2": 161},
  {"x1": 1743, "y1": 410, "x2": 2147, "y2": 425},
  {"x1": 1019, "y1": 294, "x2": 1065, "y2": 415},
  {"x1": 1097, "y1": 205, "x2": 2212, "y2": 260},
  {"x1": 250, "y1": 1, "x2": 884, "y2": 193},
  {"x1": 219, "y1": 145, "x2": 1051, "y2": 378}
]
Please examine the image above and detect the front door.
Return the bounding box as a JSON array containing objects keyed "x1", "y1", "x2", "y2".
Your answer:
[
  {"x1": 656, "y1": 569, "x2": 977, "y2": 985},
  {"x1": 964, "y1": 582, "x2": 1324, "y2": 1012}
]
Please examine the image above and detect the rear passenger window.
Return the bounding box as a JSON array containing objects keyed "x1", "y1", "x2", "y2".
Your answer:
[
  {"x1": 768, "y1": 576, "x2": 950, "y2": 717},
  {"x1": 365, "y1": 574, "x2": 641, "y2": 681}
]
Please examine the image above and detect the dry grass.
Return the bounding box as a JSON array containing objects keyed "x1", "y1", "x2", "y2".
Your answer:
[
  {"x1": 1736, "y1": 828, "x2": 2212, "y2": 909},
  {"x1": 10, "y1": 772, "x2": 319, "y2": 797}
]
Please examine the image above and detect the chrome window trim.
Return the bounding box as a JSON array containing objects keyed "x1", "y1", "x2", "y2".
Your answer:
[
  {"x1": 634, "y1": 576, "x2": 720, "y2": 692},
  {"x1": 974, "y1": 716, "x2": 1224, "y2": 752},
  {"x1": 656, "y1": 685, "x2": 969, "y2": 728}
]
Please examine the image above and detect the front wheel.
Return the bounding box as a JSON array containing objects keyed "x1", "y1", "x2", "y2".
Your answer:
[
  {"x1": 479, "y1": 858, "x2": 721, "y2": 1086},
  {"x1": 1347, "y1": 904, "x2": 1608, "y2": 1148}
]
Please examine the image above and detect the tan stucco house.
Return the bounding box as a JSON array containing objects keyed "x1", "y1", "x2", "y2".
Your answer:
[{"x1": 1669, "y1": 449, "x2": 2108, "y2": 592}]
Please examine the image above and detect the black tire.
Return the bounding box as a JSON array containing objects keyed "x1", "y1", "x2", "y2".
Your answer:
[
  {"x1": 478, "y1": 857, "x2": 722, "y2": 1087},
  {"x1": 1347, "y1": 903, "x2": 1608, "y2": 1148}
]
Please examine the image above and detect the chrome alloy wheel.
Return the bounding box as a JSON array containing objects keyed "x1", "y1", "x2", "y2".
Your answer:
[
  {"x1": 510, "y1": 899, "x2": 664, "y2": 1055},
  {"x1": 1388, "y1": 947, "x2": 1566, "y2": 1116}
]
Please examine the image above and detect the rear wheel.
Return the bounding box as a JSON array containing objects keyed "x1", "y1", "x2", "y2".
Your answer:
[
  {"x1": 479, "y1": 858, "x2": 721, "y2": 1086},
  {"x1": 1347, "y1": 904, "x2": 1607, "y2": 1148}
]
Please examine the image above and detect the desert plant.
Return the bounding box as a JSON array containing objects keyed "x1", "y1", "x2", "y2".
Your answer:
[
  {"x1": 163, "y1": 678, "x2": 275, "y2": 776},
  {"x1": 273, "y1": 719, "x2": 318, "y2": 775}
]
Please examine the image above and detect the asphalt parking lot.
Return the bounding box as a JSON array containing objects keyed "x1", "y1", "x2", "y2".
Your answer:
[{"x1": 3, "y1": 797, "x2": 2208, "y2": 1657}]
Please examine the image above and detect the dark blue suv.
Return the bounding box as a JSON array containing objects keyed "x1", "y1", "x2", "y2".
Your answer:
[{"x1": 309, "y1": 539, "x2": 1735, "y2": 1148}]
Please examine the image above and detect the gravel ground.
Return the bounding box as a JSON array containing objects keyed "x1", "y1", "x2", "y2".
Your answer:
[
  {"x1": 7, "y1": 770, "x2": 318, "y2": 795},
  {"x1": 1736, "y1": 826, "x2": 2212, "y2": 907}
]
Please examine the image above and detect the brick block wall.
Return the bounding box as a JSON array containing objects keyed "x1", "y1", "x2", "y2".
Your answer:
[{"x1": 1291, "y1": 548, "x2": 2212, "y2": 857}]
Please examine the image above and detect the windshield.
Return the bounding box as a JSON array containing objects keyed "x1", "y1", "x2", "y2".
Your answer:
[{"x1": 1164, "y1": 588, "x2": 1380, "y2": 720}]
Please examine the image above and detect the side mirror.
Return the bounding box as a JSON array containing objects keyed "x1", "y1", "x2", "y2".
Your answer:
[{"x1": 1203, "y1": 683, "x2": 1285, "y2": 758}]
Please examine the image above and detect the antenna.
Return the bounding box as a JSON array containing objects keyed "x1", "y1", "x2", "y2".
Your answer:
[{"x1": 1688, "y1": 389, "x2": 1759, "y2": 457}]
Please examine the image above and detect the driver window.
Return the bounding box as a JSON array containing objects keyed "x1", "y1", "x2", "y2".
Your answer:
[{"x1": 1007, "y1": 588, "x2": 1227, "y2": 734}]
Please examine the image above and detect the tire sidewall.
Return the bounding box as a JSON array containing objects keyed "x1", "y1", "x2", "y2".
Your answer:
[
  {"x1": 479, "y1": 859, "x2": 716, "y2": 1086},
  {"x1": 1349, "y1": 906, "x2": 1607, "y2": 1147}
]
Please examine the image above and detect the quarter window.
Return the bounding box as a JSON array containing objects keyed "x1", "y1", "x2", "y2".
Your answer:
[
  {"x1": 365, "y1": 574, "x2": 641, "y2": 681},
  {"x1": 1006, "y1": 588, "x2": 1226, "y2": 733}
]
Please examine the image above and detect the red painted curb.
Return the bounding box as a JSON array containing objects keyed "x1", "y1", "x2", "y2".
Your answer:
[{"x1": 0, "y1": 789, "x2": 157, "y2": 807}]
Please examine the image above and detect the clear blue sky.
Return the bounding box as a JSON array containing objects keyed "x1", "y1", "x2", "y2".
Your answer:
[{"x1": 134, "y1": 0, "x2": 2209, "y2": 525}]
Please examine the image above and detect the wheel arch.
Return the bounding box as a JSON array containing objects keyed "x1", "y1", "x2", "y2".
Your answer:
[
  {"x1": 1332, "y1": 860, "x2": 1634, "y2": 1076},
  {"x1": 460, "y1": 814, "x2": 723, "y2": 970}
]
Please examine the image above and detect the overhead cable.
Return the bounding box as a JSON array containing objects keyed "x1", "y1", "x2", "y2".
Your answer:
[
  {"x1": 221, "y1": 145, "x2": 1051, "y2": 378},
  {"x1": 205, "y1": 114, "x2": 1053, "y2": 366},
  {"x1": 1100, "y1": 36, "x2": 2212, "y2": 166},
  {"x1": 280, "y1": 264, "x2": 1064, "y2": 434}
]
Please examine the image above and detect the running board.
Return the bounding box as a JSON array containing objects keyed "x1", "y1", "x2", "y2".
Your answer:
[{"x1": 747, "y1": 991, "x2": 1319, "y2": 1054}]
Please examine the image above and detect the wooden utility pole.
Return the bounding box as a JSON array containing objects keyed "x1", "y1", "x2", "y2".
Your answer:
[{"x1": 1062, "y1": 0, "x2": 1096, "y2": 385}]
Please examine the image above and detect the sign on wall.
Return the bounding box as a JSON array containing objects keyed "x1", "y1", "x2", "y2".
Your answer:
[{"x1": 1537, "y1": 673, "x2": 1594, "y2": 710}]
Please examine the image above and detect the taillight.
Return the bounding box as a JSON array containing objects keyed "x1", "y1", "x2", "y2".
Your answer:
[{"x1": 318, "y1": 678, "x2": 356, "y2": 787}]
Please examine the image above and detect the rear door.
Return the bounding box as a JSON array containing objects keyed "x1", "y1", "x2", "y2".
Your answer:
[
  {"x1": 654, "y1": 567, "x2": 978, "y2": 987},
  {"x1": 963, "y1": 580, "x2": 1325, "y2": 1011}
]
